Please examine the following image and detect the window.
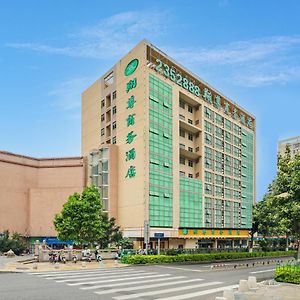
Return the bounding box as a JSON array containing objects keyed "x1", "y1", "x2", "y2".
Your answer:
[
  {"x1": 188, "y1": 105, "x2": 193, "y2": 113},
  {"x1": 204, "y1": 107, "x2": 213, "y2": 120},
  {"x1": 104, "y1": 72, "x2": 114, "y2": 87},
  {"x1": 233, "y1": 124, "x2": 241, "y2": 135},
  {"x1": 188, "y1": 147, "x2": 193, "y2": 152},
  {"x1": 101, "y1": 99, "x2": 105, "y2": 108},
  {"x1": 179, "y1": 114, "x2": 185, "y2": 121},
  {"x1": 196, "y1": 172, "x2": 199, "y2": 178},
  {"x1": 179, "y1": 100, "x2": 185, "y2": 109},
  {"x1": 225, "y1": 131, "x2": 232, "y2": 142},
  {"x1": 205, "y1": 171, "x2": 212, "y2": 183},
  {"x1": 180, "y1": 171, "x2": 185, "y2": 177},
  {"x1": 188, "y1": 133, "x2": 193, "y2": 141},
  {"x1": 179, "y1": 143, "x2": 185, "y2": 149},
  {"x1": 195, "y1": 120, "x2": 200, "y2": 125},
  {"x1": 180, "y1": 157, "x2": 185, "y2": 165},
  {"x1": 224, "y1": 119, "x2": 232, "y2": 130},
  {"x1": 112, "y1": 91, "x2": 117, "y2": 99},
  {"x1": 112, "y1": 106, "x2": 117, "y2": 114},
  {"x1": 195, "y1": 147, "x2": 199, "y2": 152},
  {"x1": 112, "y1": 121, "x2": 117, "y2": 130},
  {"x1": 205, "y1": 120, "x2": 213, "y2": 133},
  {"x1": 215, "y1": 113, "x2": 223, "y2": 125},
  {"x1": 188, "y1": 160, "x2": 193, "y2": 167},
  {"x1": 180, "y1": 129, "x2": 185, "y2": 138},
  {"x1": 205, "y1": 133, "x2": 213, "y2": 146},
  {"x1": 101, "y1": 114, "x2": 105, "y2": 122},
  {"x1": 188, "y1": 119, "x2": 193, "y2": 124},
  {"x1": 101, "y1": 128, "x2": 105, "y2": 136},
  {"x1": 188, "y1": 173, "x2": 193, "y2": 178},
  {"x1": 215, "y1": 174, "x2": 223, "y2": 185},
  {"x1": 205, "y1": 183, "x2": 212, "y2": 195},
  {"x1": 112, "y1": 136, "x2": 116, "y2": 144}
]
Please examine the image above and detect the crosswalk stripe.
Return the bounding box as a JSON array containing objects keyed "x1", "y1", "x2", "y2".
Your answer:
[
  {"x1": 68, "y1": 273, "x2": 169, "y2": 286},
  {"x1": 56, "y1": 271, "x2": 152, "y2": 283},
  {"x1": 155, "y1": 284, "x2": 239, "y2": 300},
  {"x1": 94, "y1": 278, "x2": 204, "y2": 295},
  {"x1": 35, "y1": 268, "x2": 134, "y2": 277},
  {"x1": 46, "y1": 270, "x2": 146, "y2": 280},
  {"x1": 80, "y1": 275, "x2": 185, "y2": 291},
  {"x1": 113, "y1": 281, "x2": 223, "y2": 300}
]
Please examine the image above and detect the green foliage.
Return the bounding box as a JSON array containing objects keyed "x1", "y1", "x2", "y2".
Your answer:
[
  {"x1": 116, "y1": 237, "x2": 134, "y2": 249},
  {"x1": 0, "y1": 230, "x2": 26, "y2": 255},
  {"x1": 254, "y1": 146, "x2": 300, "y2": 257},
  {"x1": 275, "y1": 265, "x2": 300, "y2": 284},
  {"x1": 98, "y1": 215, "x2": 122, "y2": 249},
  {"x1": 121, "y1": 251, "x2": 296, "y2": 264},
  {"x1": 54, "y1": 186, "x2": 105, "y2": 245}
]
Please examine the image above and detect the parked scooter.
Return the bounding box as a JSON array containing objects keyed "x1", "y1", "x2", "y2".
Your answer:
[
  {"x1": 82, "y1": 248, "x2": 92, "y2": 262},
  {"x1": 59, "y1": 251, "x2": 67, "y2": 264},
  {"x1": 72, "y1": 252, "x2": 78, "y2": 263},
  {"x1": 49, "y1": 251, "x2": 57, "y2": 264}
]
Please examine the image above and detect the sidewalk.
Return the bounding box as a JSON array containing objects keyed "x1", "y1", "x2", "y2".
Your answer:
[
  {"x1": 0, "y1": 255, "x2": 127, "y2": 273},
  {"x1": 233, "y1": 282, "x2": 300, "y2": 300}
]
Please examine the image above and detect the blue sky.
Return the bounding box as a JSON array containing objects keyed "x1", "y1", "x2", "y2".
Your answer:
[{"x1": 1, "y1": 0, "x2": 300, "y2": 201}]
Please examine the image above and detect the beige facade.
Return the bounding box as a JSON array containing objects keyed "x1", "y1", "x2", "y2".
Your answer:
[
  {"x1": 82, "y1": 40, "x2": 256, "y2": 248},
  {"x1": 278, "y1": 136, "x2": 300, "y2": 157},
  {"x1": 0, "y1": 151, "x2": 85, "y2": 237}
]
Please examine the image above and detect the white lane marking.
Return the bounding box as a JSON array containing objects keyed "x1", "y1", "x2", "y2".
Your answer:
[
  {"x1": 156, "y1": 284, "x2": 239, "y2": 300},
  {"x1": 94, "y1": 278, "x2": 204, "y2": 295},
  {"x1": 113, "y1": 281, "x2": 223, "y2": 300},
  {"x1": 68, "y1": 273, "x2": 168, "y2": 286},
  {"x1": 36, "y1": 268, "x2": 134, "y2": 277},
  {"x1": 81, "y1": 276, "x2": 185, "y2": 291},
  {"x1": 46, "y1": 270, "x2": 146, "y2": 280},
  {"x1": 56, "y1": 271, "x2": 153, "y2": 283},
  {"x1": 250, "y1": 269, "x2": 275, "y2": 274},
  {"x1": 156, "y1": 266, "x2": 204, "y2": 273}
]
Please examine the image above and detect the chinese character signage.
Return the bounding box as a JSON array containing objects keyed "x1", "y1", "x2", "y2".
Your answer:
[{"x1": 124, "y1": 59, "x2": 139, "y2": 178}]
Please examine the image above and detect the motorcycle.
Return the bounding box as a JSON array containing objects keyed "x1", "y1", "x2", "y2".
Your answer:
[
  {"x1": 72, "y1": 253, "x2": 78, "y2": 263},
  {"x1": 49, "y1": 252, "x2": 57, "y2": 264}
]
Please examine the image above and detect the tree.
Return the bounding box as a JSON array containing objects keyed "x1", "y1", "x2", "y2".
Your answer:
[
  {"x1": 98, "y1": 215, "x2": 122, "y2": 249},
  {"x1": 256, "y1": 146, "x2": 300, "y2": 259},
  {"x1": 54, "y1": 186, "x2": 105, "y2": 245},
  {"x1": 116, "y1": 237, "x2": 134, "y2": 249}
]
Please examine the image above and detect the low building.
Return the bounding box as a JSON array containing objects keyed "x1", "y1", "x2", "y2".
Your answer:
[{"x1": 0, "y1": 151, "x2": 85, "y2": 245}]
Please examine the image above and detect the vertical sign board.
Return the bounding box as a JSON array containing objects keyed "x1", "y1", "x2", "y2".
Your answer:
[{"x1": 144, "y1": 220, "x2": 150, "y2": 245}]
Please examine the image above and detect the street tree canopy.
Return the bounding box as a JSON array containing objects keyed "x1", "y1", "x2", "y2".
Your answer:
[
  {"x1": 255, "y1": 146, "x2": 300, "y2": 258},
  {"x1": 54, "y1": 186, "x2": 106, "y2": 245}
]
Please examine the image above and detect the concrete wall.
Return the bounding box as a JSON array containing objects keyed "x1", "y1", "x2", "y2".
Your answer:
[{"x1": 0, "y1": 151, "x2": 85, "y2": 237}]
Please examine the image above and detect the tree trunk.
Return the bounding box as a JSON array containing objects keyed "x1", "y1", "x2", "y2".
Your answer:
[
  {"x1": 297, "y1": 239, "x2": 300, "y2": 261},
  {"x1": 286, "y1": 234, "x2": 289, "y2": 252}
]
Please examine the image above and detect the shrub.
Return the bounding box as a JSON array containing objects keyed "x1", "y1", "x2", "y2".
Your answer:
[
  {"x1": 121, "y1": 250, "x2": 296, "y2": 265},
  {"x1": 0, "y1": 231, "x2": 26, "y2": 256},
  {"x1": 275, "y1": 265, "x2": 300, "y2": 284}
]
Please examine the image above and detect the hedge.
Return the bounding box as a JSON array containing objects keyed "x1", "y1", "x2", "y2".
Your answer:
[
  {"x1": 275, "y1": 265, "x2": 300, "y2": 284},
  {"x1": 121, "y1": 251, "x2": 296, "y2": 264}
]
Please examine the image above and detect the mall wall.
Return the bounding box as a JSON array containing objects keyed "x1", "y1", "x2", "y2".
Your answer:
[{"x1": 0, "y1": 151, "x2": 86, "y2": 237}]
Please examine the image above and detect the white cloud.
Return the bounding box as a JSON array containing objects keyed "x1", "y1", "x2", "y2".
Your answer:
[
  {"x1": 7, "y1": 10, "x2": 166, "y2": 59},
  {"x1": 48, "y1": 77, "x2": 94, "y2": 111},
  {"x1": 167, "y1": 36, "x2": 300, "y2": 66}
]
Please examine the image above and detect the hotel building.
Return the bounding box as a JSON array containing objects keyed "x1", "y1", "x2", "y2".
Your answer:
[{"x1": 82, "y1": 40, "x2": 256, "y2": 249}]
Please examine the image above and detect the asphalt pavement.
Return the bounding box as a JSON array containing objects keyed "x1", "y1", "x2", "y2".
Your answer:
[{"x1": 0, "y1": 259, "x2": 284, "y2": 300}]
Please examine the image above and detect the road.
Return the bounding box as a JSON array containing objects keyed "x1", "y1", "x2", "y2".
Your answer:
[{"x1": 0, "y1": 258, "x2": 289, "y2": 300}]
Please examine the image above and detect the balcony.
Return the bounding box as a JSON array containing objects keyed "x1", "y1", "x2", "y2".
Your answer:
[
  {"x1": 179, "y1": 119, "x2": 201, "y2": 134},
  {"x1": 179, "y1": 146, "x2": 201, "y2": 160}
]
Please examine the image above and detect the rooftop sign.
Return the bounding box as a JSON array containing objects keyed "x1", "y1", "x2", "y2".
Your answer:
[{"x1": 124, "y1": 59, "x2": 139, "y2": 76}]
